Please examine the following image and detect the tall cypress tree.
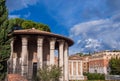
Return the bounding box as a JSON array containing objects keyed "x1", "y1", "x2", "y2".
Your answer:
[
  {"x1": 0, "y1": 0, "x2": 8, "y2": 40},
  {"x1": 0, "y1": 0, "x2": 8, "y2": 26},
  {"x1": 0, "y1": 0, "x2": 10, "y2": 80}
]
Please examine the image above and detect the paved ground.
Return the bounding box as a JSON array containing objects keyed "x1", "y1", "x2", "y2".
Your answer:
[{"x1": 7, "y1": 74, "x2": 28, "y2": 81}]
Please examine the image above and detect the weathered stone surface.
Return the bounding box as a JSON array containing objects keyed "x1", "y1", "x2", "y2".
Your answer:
[{"x1": 7, "y1": 74, "x2": 28, "y2": 81}]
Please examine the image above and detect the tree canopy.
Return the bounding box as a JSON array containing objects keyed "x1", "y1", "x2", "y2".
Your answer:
[
  {"x1": 109, "y1": 57, "x2": 120, "y2": 75},
  {"x1": 8, "y1": 18, "x2": 51, "y2": 32}
]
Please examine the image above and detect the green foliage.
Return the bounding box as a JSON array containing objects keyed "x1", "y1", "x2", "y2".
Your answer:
[
  {"x1": 8, "y1": 18, "x2": 51, "y2": 32},
  {"x1": 21, "y1": 20, "x2": 36, "y2": 29},
  {"x1": 21, "y1": 20, "x2": 51, "y2": 32},
  {"x1": 49, "y1": 65, "x2": 62, "y2": 81},
  {"x1": 36, "y1": 23, "x2": 51, "y2": 32},
  {"x1": 8, "y1": 18, "x2": 24, "y2": 27},
  {"x1": 76, "y1": 52, "x2": 84, "y2": 56},
  {"x1": 109, "y1": 57, "x2": 120, "y2": 75},
  {"x1": 0, "y1": 0, "x2": 8, "y2": 26},
  {"x1": 0, "y1": 0, "x2": 11, "y2": 80},
  {"x1": 76, "y1": 52, "x2": 91, "y2": 56},
  {"x1": 12, "y1": 18, "x2": 24, "y2": 26},
  {"x1": 36, "y1": 65, "x2": 62, "y2": 81},
  {"x1": 0, "y1": 60, "x2": 7, "y2": 80},
  {"x1": 84, "y1": 73, "x2": 105, "y2": 80}
]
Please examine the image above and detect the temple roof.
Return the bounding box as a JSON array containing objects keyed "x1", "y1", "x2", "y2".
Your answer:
[{"x1": 13, "y1": 28, "x2": 74, "y2": 46}]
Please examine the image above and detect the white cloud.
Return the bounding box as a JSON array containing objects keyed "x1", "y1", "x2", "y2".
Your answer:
[
  {"x1": 69, "y1": 13, "x2": 120, "y2": 53},
  {"x1": 70, "y1": 19, "x2": 111, "y2": 37},
  {"x1": 9, "y1": 15, "x2": 21, "y2": 19},
  {"x1": 6, "y1": 0, "x2": 39, "y2": 12},
  {"x1": 8, "y1": 12, "x2": 31, "y2": 19},
  {"x1": 85, "y1": 38, "x2": 101, "y2": 48}
]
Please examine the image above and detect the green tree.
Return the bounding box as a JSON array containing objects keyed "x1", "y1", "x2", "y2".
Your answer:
[
  {"x1": 0, "y1": 0, "x2": 8, "y2": 27},
  {"x1": 36, "y1": 65, "x2": 62, "y2": 81},
  {"x1": 7, "y1": 18, "x2": 51, "y2": 32},
  {"x1": 36, "y1": 23, "x2": 51, "y2": 32},
  {"x1": 109, "y1": 57, "x2": 120, "y2": 75},
  {"x1": 22, "y1": 20, "x2": 51, "y2": 32},
  {"x1": 21, "y1": 20, "x2": 36, "y2": 29},
  {"x1": 9, "y1": 18, "x2": 24, "y2": 27},
  {"x1": 76, "y1": 52, "x2": 84, "y2": 56},
  {"x1": 0, "y1": 0, "x2": 11, "y2": 80},
  {"x1": 11, "y1": 18, "x2": 24, "y2": 26}
]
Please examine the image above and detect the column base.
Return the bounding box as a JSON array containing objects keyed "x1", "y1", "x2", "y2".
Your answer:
[
  {"x1": 69, "y1": 75, "x2": 84, "y2": 80},
  {"x1": 21, "y1": 65, "x2": 28, "y2": 78}
]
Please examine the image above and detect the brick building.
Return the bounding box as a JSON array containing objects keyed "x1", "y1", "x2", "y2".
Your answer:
[
  {"x1": 89, "y1": 51, "x2": 120, "y2": 74},
  {"x1": 82, "y1": 56, "x2": 89, "y2": 73}
]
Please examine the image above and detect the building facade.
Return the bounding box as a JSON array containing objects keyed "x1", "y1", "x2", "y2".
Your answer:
[
  {"x1": 68, "y1": 55, "x2": 84, "y2": 80},
  {"x1": 8, "y1": 29, "x2": 74, "y2": 81},
  {"x1": 82, "y1": 56, "x2": 89, "y2": 73},
  {"x1": 89, "y1": 51, "x2": 120, "y2": 74}
]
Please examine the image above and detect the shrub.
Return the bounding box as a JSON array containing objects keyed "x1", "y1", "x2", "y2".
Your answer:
[{"x1": 83, "y1": 73, "x2": 105, "y2": 80}]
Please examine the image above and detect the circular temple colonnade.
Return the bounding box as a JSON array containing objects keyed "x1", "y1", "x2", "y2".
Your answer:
[{"x1": 8, "y1": 28, "x2": 74, "y2": 81}]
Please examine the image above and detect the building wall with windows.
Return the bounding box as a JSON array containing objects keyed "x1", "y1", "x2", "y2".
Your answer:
[
  {"x1": 89, "y1": 51, "x2": 120, "y2": 74},
  {"x1": 82, "y1": 56, "x2": 89, "y2": 73}
]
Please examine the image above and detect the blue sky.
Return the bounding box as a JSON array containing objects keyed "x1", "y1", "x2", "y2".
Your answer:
[{"x1": 6, "y1": 0, "x2": 120, "y2": 54}]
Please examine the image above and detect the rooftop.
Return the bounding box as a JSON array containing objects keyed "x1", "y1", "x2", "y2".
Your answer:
[{"x1": 13, "y1": 28, "x2": 74, "y2": 46}]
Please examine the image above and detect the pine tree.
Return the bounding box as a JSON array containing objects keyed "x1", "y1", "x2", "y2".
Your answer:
[
  {"x1": 0, "y1": 0, "x2": 8, "y2": 26},
  {"x1": 0, "y1": 0, "x2": 11, "y2": 80}
]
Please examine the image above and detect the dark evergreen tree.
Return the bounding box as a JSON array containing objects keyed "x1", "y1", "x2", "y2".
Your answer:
[
  {"x1": 0, "y1": 0, "x2": 11, "y2": 80},
  {"x1": 0, "y1": 0, "x2": 8, "y2": 27}
]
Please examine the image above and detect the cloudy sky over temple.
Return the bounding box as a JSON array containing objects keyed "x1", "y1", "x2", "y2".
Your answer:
[{"x1": 6, "y1": 0, "x2": 120, "y2": 54}]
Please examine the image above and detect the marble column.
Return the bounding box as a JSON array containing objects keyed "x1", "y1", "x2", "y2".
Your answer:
[
  {"x1": 10, "y1": 40, "x2": 14, "y2": 60},
  {"x1": 80, "y1": 61, "x2": 83, "y2": 75},
  {"x1": 13, "y1": 53, "x2": 17, "y2": 74},
  {"x1": 49, "y1": 38, "x2": 56, "y2": 65},
  {"x1": 37, "y1": 36, "x2": 44, "y2": 69},
  {"x1": 58, "y1": 40, "x2": 64, "y2": 81},
  {"x1": 76, "y1": 61, "x2": 78, "y2": 75},
  {"x1": 71, "y1": 61, "x2": 73, "y2": 76},
  {"x1": 21, "y1": 36, "x2": 28, "y2": 77},
  {"x1": 64, "y1": 42, "x2": 69, "y2": 81},
  {"x1": 8, "y1": 40, "x2": 14, "y2": 73}
]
